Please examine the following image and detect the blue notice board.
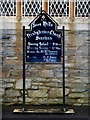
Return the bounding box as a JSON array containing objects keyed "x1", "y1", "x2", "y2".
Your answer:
[{"x1": 26, "y1": 11, "x2": 62, "y2": 62}]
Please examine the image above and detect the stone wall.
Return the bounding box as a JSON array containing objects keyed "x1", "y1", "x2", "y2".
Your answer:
[{"x1": 0, "y1": 21, "x2": 89, "y2": 106}]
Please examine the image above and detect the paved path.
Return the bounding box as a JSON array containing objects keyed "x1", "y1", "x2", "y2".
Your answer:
[{"x1": 1, "y1": 105, "x2": 90, "y2": 120}]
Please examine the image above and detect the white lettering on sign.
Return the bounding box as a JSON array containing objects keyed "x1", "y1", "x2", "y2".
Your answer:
[
  {"x1": 39, "y1": 42, "x2": 48, "y2": 46},
  {"x1": 26, "y1": 30, "x2": 61, "y2": 39},
  {"x1": 53, "y1": 43, "x2": 61, "y2": 46},
  {"x1": 32, "y1": 21, "x2": 53, "y2": 28},
  {"x1": 28, "y1": 42, "x2": 38, "y2": 46},
  {"x1": 36, "y1": 36, "x2": 52, "y2": 40},
  {"x1": 45, "y1": 51, "x2": 58, "y2": 55},
  {"x1": 50, "y1": 30, "x2": 61, "y2": 39},
  {"x1": 33, "y1": 23, "x2": 41, "y2": 28},
  {"x1": 42, "y1": 21, "x2": 53, "y2": 27},
  {"x1": 43, "y1": 56, "x2": 56, "y2": 62}
]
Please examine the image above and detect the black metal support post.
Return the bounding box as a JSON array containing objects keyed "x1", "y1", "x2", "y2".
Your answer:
[
  {"x1": 22, "y1": 26, "x2": 26, "y2": 111},
  {"x1": 62, "y1": 26, "x2": 66, "y2": 112}
]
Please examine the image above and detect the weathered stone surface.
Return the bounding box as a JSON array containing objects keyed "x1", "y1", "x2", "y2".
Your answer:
[
  {"x1": 37, "y1": 98, "x2": 48, "y2": 104},
  {"x1": 0, "y1": 83, "x2": 13, "y2": 88},
  {"x1": 31, "y1": 82, "x2": 61, "y2": 88},
  {"x1": 1, "y1": 35, "x2": 10, "y2": 39},
  {"x1": 72, "y1": 70, "x2": 88, "y2": 77},
  {"x1": 26, "y1": 70, "x2": 39, "y2": 77},
  {"x1": 5, "y1": 90, "x2": 21, "y2": 97},
  {"x1": 15, "y1": 79, "x2": 32, "y2": 89},
  {"x1": 0, "y1": 88, "x2": 4, "y2": 96},
  {"x1": 71, "y1": 88, "x2": 88, "y2": 92},
  {"x1": 3, "y1": 79, "x2": 16, "y2": 83},
  {"x1": 65, "y1": 82, "x2": 88, "y2": 88},
  {"x1": 75, "y1": 58, "x2": 88, "y2": 65},
  {"x1": 6, "y1": 57, "x2": 18, "y2": 60},
  {"x1": 54, "y1": 72, "x2": 62, "y2": 78},
  {"x1": 77, "y1": 45, "x2": 88, "y2": 53},
  {"x1": 26, "y1": 98, "x2": 33, "y2": 103},
  {"x1": 2, "y1": 43, "x2": 16, "y2": 47},
  {"x1": 65, "y1": 63, "x2": 75, "y2": 68},
  {"x1": 32, "y1": 82, "x2": 43, "y2": 86},
  {"x1": 36, "y1": 98, "x2": 62, "y2": 104},
  {"x1": 1, "y1": 30, "x2": 16, "y2": 35},
  {"x1": 2, "y1": 66, "x2": 10, "y2": 76},
  {"x1": 49, "y1": 88, "x2": 70, "y2": 97},
  {"x1": 69, "y1": 93, "x2": 88, "y2": 98},
  {"x1": 30, "y1": 98, "x2": 40, "y2": 104},
  {"x1": 31, "y1": 86, "x2": 39, "y2": 90},
  {"x1": 3, "y1": 97, "x2": 18, "y2": 102},
  {"x1": 0, "y1": 98, "x2": 2, "y2": 102},
  {"x1": 54, "y1": 71, "x2": 67, "y2": 78},
  {"x1": 13, "y1": 98, "x2": 18, "y2": 102},
  {"x1": 66, "y1": 98, "x2": 78, "y2": 105},
  {"x1": 44, "y1": 82, "x2": 60, "y2": 87},
  {"x1": 9, "y1": 65, "x2": 22, "y2": 70},
  {"x1": 78, "y1": 63, "x2": 88, "y2": 70},
  {"x1": 39, "y1": 86, "x2": 50, "y2": 90},
  {"x1": 47, "y1": 98, "x2": 62, "y2": 104},
  {"x1": 44, "y1": 64, "x2": 62, "y2": 69},
  {"x1": 76, "y1": 51, "x2": 88, "y2": 57},
  {"x1": 66, "y1": 49, "x2": 76, "y2": 55},
  {"x1": 28, "y1": 90, "x2": 48, "y2": 98},
  {"x1": 77, "y1": 98, "x2": 89, "y2": 103},
  {"x1": 19, "y1": 97, "x2": 33, "y2": 103},
  {"x1": 27, "y1": 64, "x2": 44, "y2": 70},
  {"x1": 73, "y1": 77, "x2": 88, "y2": 83},
  {"x1": 73, "y1": 103, "x2": 82, "y2": 106},
  {"x1": 32, "y1": 78, "x2": 50, "y2": 82},
  {"x1": 50, "y1": 79, "x2": 62, "y2": 83},
  {"x1": 55, "y1": 68, "x2": 63, "y2": 72},
  {"x1": 3, "y1": 60, "x2": 19, "y2": 65},
  {"x1": 39, "y1": 70, "x2": 54, "y2": 78},
  {"x1": 2, "y1": 48, "x2": 15, "y2": 56}
]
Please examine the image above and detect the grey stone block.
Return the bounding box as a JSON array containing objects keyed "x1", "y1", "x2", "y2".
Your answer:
[
  {"x1": 49, "y1": 88, "x2": 70, "y2": 97},
  {"x1": 15, "y1": 79, "x2": 32, "y2": 89},
  {"x1": 39, "y1": 70, "x2": 54, "y2": 78},
  {"x1": 3, "y1": 78, "x2": 16, "y2": 83},
  {"x1": 5, "y1": 89, "x2": 21, "y2": 97},
  {"x1": 0, "y1": 88, "x2": 4, "y2": 97},
  {"x1": 0, "y1": 83, "x2": 13, "y2": 88},
  {"x1": 28, "y1": 89, "x2": 48, "y2": 98}
]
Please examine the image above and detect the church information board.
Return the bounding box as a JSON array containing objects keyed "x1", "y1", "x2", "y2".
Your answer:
[
  {"x1": 26, "y1": 12, "x2": 62, "y2": 62},
  {"x1": 13, "y1": 11, "x2": 70, "y2": 113}
]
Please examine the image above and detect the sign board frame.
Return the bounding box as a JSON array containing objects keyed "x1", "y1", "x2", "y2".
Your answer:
[
  {"x1": 22, "y1": 11, "x2": 66, "y2": 112},
  {"x1": 22, "y1": 25, "x2": 66, "y2": 111},
  {"x1": 25, "y1": 29, "x2": 62, "y2": 63}
]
